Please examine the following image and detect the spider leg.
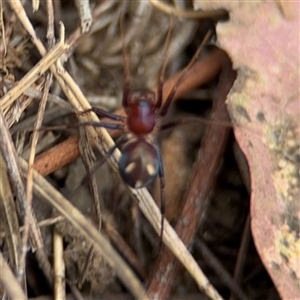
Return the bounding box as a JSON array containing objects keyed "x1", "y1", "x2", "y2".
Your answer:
[
  {"x1": 159, "y1": 117, "x2": 233, "y2": 132},
  {"x1": 159, "y1": 30, "x2": 212, "y2": 118},
  {"x1": 69, "y1": 134, "x2": 129, "y2": 199},
  {"x1": 120, "y1": 13, "x2": 131, "y2": 110},
  {"x1": 77, "y1": 122, "x2": 124, "y2": 131},
  {"x1": 34, "y1": 122, "x2": 124, "y2": 132},
  {"x1": 156, "y1": 17, "x2": 173, "y2": 110},
  {"x1": 78, "y1": 107, "x2": 125, "y2": 122},
  {"x1": 156, "y1": 144, "x2": 166, "y2": 246}
]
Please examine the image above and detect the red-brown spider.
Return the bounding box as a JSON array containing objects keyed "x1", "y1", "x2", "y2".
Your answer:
[{"x1": 74, "y1": 20, "x2": 212, "y2": 239}]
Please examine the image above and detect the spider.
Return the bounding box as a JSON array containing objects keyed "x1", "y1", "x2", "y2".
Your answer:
[{"x1": 73, "y1": 19, "x2": 212, "y2": 239}]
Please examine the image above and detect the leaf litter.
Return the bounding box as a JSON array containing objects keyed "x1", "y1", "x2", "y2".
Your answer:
[{"x1": 0, "y1": 1, "x2": 289, "y2": 299}]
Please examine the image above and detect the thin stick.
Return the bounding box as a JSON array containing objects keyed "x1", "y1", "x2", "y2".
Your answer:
[
  {"x1": 0, "y1": 216, "x2": 65, "y2": 239},
  {"x1": 46, "y1": 0, "x2": 55, "y2": 48}
]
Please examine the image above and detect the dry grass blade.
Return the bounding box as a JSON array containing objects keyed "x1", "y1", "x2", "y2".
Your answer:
[
  {"x1": 74, "y1": 0, "x2": 92, "y2": 33},
  {"x1": 18, "y1": 157, "x2": 148, "y2": 300},
  {"x1": 1, "y1": 4, "x2": 67, "y2": 284},
  {"x1": 53, "y1": 230, "x2": 66, "y2": 299},
  {"x1": 135, "y1": 187, "x2": 224, "y2": 300},
  {"x1": 20, "y1": 72, "x2": 53, "y2": 288},
  {"x1": 65, "y1": 0, "x2": 117, "y2": 52},
  {"x1": 0, "y1": 251, "x2": 26, "y2": 300},
  {"x1": 32, "y1": 0, "x2": 40, "y2": 12},
  {"x1": 0, "y1": 39, "x2": 69, "y2": 112},
  {"x1": 9, "y1": 0, "x2": 47, "y2": 55},
  {"x1": 0, "y1": 156, "x2": 21, "y2": 274},
  {"x1": 0, "y1": 105, "x2": 53, "y2": 284}
]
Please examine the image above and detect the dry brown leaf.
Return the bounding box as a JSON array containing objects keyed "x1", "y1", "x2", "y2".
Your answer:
[{"x1": 196, "y1": 1, "x2": 299, "y2": 298}]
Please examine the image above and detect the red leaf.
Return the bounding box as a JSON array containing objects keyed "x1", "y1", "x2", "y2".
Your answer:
[{"x1": 197, "y1": 1, "x2": 300, "y2": 298}]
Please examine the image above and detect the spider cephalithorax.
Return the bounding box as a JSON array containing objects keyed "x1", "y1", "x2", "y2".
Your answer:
[
  {"x1": 126, "y1": 89, "x2": 157, "y2": 135},
  {"x1": 118, "y1": 138, "x2": 159, "y2": 188}
]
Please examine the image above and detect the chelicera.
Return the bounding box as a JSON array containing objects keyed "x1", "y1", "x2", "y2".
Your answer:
[{"x1": 77, "y1": 20, "x2": 212, "y2": 237}]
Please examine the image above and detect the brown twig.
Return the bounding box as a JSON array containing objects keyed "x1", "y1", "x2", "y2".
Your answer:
[
  {"x1": 146, "y1": 55, "x2": 236, "y2": 298},
  {"x1": 33, "y1": 48, "x2": 225, "y2": 176}
]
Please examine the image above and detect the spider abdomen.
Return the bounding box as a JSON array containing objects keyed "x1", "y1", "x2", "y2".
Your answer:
[{"x1": 118, "y1": 139, "x2": 159, "y2": 188}]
